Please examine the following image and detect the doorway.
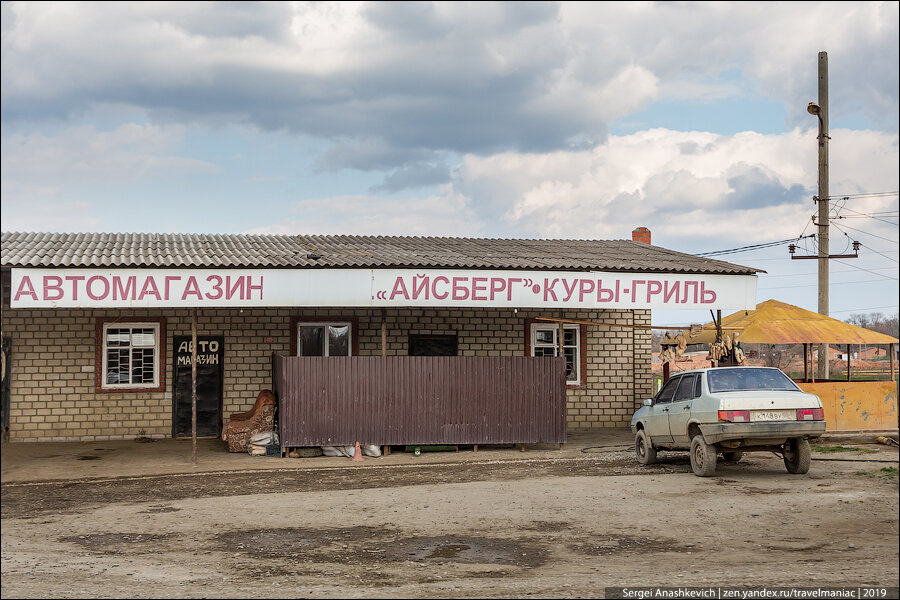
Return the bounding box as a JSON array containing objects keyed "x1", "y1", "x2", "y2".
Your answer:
[{"x1": 173, "y1": 335, "x2": 224, "y2": 438}]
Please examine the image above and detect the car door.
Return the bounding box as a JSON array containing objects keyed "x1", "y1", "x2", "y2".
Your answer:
[
  {"x1": 644, "y1": 375, "x2": 680, "y2": 445},
  {"x1": 668, "y1": 373, "x2": 698, "y2": 446}
]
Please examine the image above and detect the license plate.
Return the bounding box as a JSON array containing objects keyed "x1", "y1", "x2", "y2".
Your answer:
[{"x1": 752, "y1": 410, "x2": 794, "y2": 422}]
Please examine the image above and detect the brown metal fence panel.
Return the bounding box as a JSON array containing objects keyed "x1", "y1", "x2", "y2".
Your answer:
[{"x1": 275, "y1": 355, "x2": 566, "y2": 447}]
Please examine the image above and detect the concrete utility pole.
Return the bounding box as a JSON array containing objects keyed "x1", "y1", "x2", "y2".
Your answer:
[{"x1": 810, "y1": 51, "x2": 830, "y2": 380}]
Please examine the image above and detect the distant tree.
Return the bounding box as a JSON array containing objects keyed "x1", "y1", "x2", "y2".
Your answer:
[
  {"x1": 845, "y1": 312, "x2": 899, "y2": 338},
  {"x1": 651, "y1": 330, "x2": 662, "y2": 353},
  {"x1": 743, "y1": 343, "x2": 801, "y2": 371}
]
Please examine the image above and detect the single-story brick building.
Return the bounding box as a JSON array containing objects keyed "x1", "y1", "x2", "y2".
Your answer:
[{"x1": 0, "y1": 229, "x2": 759, "y2": 443}]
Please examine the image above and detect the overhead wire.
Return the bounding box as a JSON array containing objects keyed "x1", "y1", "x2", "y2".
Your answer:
[
  {"x1": 832, "y1": 258, "x2": 898, "y2": 281},
  {"x1": 833, "y1": 203, "x2": 900, "y2": 226},
  {"x1": 823, "y1": 191, "x2": 899, "y2": 201},
  {"x1": 858, "y1": 242, "x2": 899, "y2": 265},
  {"x1": 819, "y1": 219, "x2": 898, "y2": 244},
  {"x1": 695, "y1": 234, "x2": 814, "y2": 257},
  {"x1": 758, "y1": 278, "x2": 896, "y2": 290},
  {"x1": 831, "y1": 305, "x2": 900, "y2": 314}
]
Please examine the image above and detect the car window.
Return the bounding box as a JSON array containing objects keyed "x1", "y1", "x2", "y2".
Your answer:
[
  {"x1": 694, "y1": 375, "x2": 702, "y2": 398},
  {"x1": 707, "y1": 368, "x2": 801, "y2": 393},
  {"x1": 655, "y1": 377, "x2": 680, "y2": 404},
  {"x1": 673, "y1": 374, "x2": 696, "y2": 402}
]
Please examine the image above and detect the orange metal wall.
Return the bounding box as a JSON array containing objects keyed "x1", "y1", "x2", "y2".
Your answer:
[{"x1": 799, "y1": 381, "x2": 898, "y2": 431}]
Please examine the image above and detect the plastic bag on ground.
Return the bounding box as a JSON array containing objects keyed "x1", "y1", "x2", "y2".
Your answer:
[{"x1": 249, "y1": 431, "x2": 278, "y2": 446}]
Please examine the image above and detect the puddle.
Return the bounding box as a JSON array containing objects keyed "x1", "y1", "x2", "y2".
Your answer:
[
  {"x1": 213, "y1": 527, "x2": 547, "y2": 568},
  {"x1": 427, "y1": 543, "x2": 471, "y2": 559},
  {"x1": 387, "y1": 535, "x2": 547, "y2": 567},
  {"x1": 77, "y1": 455, "x2": 101, "y2": 461},
  {"x1": 212, "y1": 526, "x2": 384, "y2": 559}
]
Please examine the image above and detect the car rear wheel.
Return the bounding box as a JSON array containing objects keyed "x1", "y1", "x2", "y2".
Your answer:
[
  {"x1": 690, "y1": 435, "x2": 717, "y2": 477},
  {"x1": 783, "y1": 438, "x2": 811, "y2": 474},
  {"x1": 635, "y1": 430, "x2": 657, "y2": 465},
  {"x1": 722, "y1": 451, "x2": 743, "y2": 462}
]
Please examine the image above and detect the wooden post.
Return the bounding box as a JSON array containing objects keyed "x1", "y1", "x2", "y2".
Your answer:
[
  {"x1": 381, "y1": 309, "x2": 387, "y2": 357},
  {"x1": 803, "y1": 344, "x2": 809, "y2": 382},
  {"x1": 663, "y1": 361, "x2": 670, "y2": 383},
  {"x1": 890, "y1": 344, "x2": 895, "y2": 382},
  {"x1": 191, "y1": 308, "x2": 198, "y2": 465},
  {"x1": 847, "y1": 344, "x2": 851, "y2": 382},
  {"x1": 558, "y1": 320, "x2": 565, "y2": 361},
  {"x1": 810, "y1": 344, "x2": 815, "y2": 384}
]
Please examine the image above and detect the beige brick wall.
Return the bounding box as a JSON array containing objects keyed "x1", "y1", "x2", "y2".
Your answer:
[{"x1": 2, "y1": 275, "x2": 654, "y2": 441}]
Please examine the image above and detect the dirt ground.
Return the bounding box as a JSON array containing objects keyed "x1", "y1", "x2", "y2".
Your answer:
[{"x1": 2, "y1": 442, "x2": 898, "y2": 598}]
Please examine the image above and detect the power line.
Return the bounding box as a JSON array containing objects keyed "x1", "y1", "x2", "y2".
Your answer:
[
  {"x1": 760, "y1": 266, "x2": 898, "y2": 278},
  {"x1": 830, "y1": 305, "x2": 899, "y2": 314},
  {"x1": 824, "y1": 191, "x2": 899, "y2": 201},
  {"x1": 695, "y1": 235, "x2": 814, "y2": 257},
  {"x1": 822, "y1": 220, "x2": 898, "y2": 244},
  {"x1": 759, "y1": 277, "x2": 896, "y2": 290},
  {"x1": 834, "y1": 204, "x2": 900, "y2": 226},
  {"x1": 858, "y1": 242, "x2": 900, "y2": 265},
  {"x1": 832, "y1": 257, "x2": 899, "y2": 281}
]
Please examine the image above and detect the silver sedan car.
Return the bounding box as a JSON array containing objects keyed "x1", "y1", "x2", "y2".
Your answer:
[{"x1": 631, "y1": 367, "x2": 826, "y2": 476}]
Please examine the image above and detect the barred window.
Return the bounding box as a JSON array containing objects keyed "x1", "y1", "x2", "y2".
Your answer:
[
  {"x1": 102, "y1": 323, "x2": 160, "y2": 388},
  {"x1": 531, "y1": 323, "x2": 581, "y2": 384}
]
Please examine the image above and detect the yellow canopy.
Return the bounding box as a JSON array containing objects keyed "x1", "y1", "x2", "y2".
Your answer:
[{"x1": 687, "y1": 299, "x2": 899, "y2": 346}]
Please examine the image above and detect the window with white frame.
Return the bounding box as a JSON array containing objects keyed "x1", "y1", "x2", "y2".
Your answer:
[
  {"x1": 102, "y1": 323, "x2": 160, "y2": 388},
  {"x1": 531, "y1": 323, "x2": 581, "y2": 384},
  {"x1": 297, "y1": 322, "x2": 352, "y2": 356}
]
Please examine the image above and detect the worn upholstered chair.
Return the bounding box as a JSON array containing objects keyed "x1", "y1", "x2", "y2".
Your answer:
[{"x1": 222, "y1": 389, "x2": 277, "y2": 453}]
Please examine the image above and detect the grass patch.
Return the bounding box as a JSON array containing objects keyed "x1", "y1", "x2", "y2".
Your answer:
[
  {"x1": 855, "y1": 466, "x2": 898, "y2": 479},
  {"x1": 813, "y1": 445, "x2": 878, "y2": 454}
]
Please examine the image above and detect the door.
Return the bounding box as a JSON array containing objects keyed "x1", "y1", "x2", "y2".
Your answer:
[
  {"x1": 1, "y1": 337, "x2": 10, "y2": 443},
  {"x1": 173, "y1": 335, "x2": 224, "y2": 438},
  {"x1": 668, "y1": 373, "x2": 698, "y2": 445},
  {"x1": 644, "y1": 375, "x2": 679, "y2": 445}
]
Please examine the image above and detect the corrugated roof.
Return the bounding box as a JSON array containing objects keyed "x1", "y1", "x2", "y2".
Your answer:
[
  {"x1": 688, "y1": 299, "x2": 899, "y2": 345},
  {"x1": 1, "y1": 232, "x2": 761, "y2": 274}
]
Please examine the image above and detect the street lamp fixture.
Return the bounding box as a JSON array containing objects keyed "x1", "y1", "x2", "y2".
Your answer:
[{"x1": 807, "y1": 102, "x2": 826, "y2": 146}]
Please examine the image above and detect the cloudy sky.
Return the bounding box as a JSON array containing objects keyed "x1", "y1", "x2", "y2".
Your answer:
[{"x1": 2, "y1": 1, "x2": 898, "y2": 325}]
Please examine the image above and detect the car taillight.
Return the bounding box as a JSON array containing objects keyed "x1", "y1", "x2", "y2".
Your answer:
[
  {"x1": 796, "y1": 408, "x2": 825, "y2": 421},
  {"x1": 718, "y1": 410, "x2": 751, "y2": 423}
]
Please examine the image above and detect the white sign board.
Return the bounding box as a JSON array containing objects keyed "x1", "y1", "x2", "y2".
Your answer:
[{"x1": 10, "y1": 268, "x2": 757, "y2": 310}]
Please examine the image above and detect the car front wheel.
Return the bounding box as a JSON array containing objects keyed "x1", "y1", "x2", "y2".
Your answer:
[
  {"x1": 635, "y1": 430, "x2": 657, "y2": 465},
  {"x1": 783, "y1": 438, "x2": 811, "y2": 474},
  {"x1": 690, "y1": 435, "x2": 717, "y2": 477}
]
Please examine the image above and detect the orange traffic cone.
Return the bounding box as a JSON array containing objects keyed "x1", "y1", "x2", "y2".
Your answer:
[{"x1": 352, "y1": 441, "x2": 364, "y2": 462}]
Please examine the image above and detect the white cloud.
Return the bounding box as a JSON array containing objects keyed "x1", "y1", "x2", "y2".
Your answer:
[
  {"x1": 448, "y1": 127, "x2": 899, "y2": 248},
  {"x1": 0, "y1": 200, "x2": 102, "y2": 232},
  {"x1": 0, "y1": 123, "x2": 217, "y2": 196},
  {"x1": 0, "y1": 122, "x2": 219, "y2": 233},
  {"x1": 2, "y1": 1, "x2": 895, "y2": 166},
  {"x1": 244, "y1": 186, "x2": 483, "y2": 237}
]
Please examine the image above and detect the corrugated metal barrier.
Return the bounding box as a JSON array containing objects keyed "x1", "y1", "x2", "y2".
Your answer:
[
  {"x1": 273, "y1": 354, "x2": 567, "y2": 447},
  {"x1": 799, "y1": 381, "x2": 898, "y2": 431}
]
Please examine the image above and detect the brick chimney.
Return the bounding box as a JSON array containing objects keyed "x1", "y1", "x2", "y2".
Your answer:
[{"x1": 632, "y1": 227, "x2": 651, "y2": 245}]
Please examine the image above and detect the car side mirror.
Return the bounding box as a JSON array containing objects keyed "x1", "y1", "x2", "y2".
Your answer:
[{"x1": 643, "y1": 398, "x2": 653, "y2": 407}]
